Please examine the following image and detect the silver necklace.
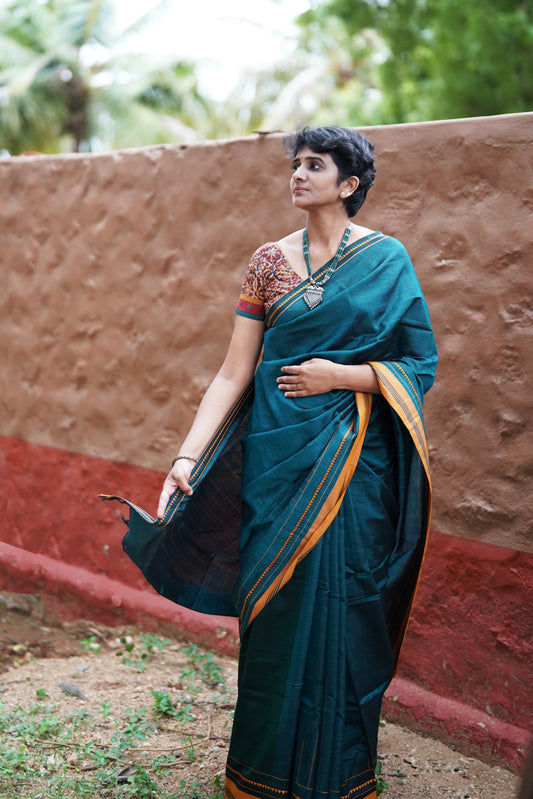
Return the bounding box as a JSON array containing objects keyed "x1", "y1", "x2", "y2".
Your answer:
[{"x1": 302, "y1": 225, "x2": 351, "y2": 309}]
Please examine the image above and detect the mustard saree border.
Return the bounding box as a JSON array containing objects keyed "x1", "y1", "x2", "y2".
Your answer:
[{"x1": 226, "y1": 767, "x2": 378, "y2": 799}]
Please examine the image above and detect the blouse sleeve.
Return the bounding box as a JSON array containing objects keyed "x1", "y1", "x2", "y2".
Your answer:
[{"x1": 235, "y1": 245, "x2": 271, "y2": 321}]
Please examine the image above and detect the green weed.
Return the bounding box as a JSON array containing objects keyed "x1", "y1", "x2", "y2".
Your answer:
[
  {"x1": 181, "y1": 644, "x2": 225, "y2": 692},
  {"x1": 116, "y1": 634, "x2": 170, "y2": 672},
  {"x1": 376, "y1": 759, "x2": 389, "y2": 795},
  {"x1": 80, "y1": 635, "x2": 101, "y2": 654},
  {"x1": 176, "y1": 776, "x2": 224, "y2": 798},
  {"x1": 151, "y1": 690, "x2": 194, "y2": 722}
]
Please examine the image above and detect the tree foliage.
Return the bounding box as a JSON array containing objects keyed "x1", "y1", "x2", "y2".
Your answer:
[
  {"x1": 2, "y1": 0, "x2": 530, "y2": 154},
  {"x1": 291, "y1": 7, "x2": 387, "y2": 128},
  {"x1": 303, "y1": 0, "x2": 533, "y2": 122},
  {"x1": 0, "y1": 0, "x2": 214, "y2": 154}
]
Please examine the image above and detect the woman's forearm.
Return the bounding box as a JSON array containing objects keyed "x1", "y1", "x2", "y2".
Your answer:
[
  {"x1": 278, "y1": 358, "x2": 380, "y2": 397},
  {"x1": 332, "y1": 362, "x2": 380, "y2": 394},
  {"x1": 176, "y1": 371, "x2": 250, "y2": 459}
]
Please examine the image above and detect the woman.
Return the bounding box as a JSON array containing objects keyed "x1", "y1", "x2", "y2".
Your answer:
[{"x1": 107, "y1": 126, "x2": 437, "y2": 799}]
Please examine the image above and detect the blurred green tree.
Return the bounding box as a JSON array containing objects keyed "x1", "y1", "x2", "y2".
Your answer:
[
  {"x1": 206, "y1": 12, "x2": 386, "y2": 138},
  {"x1": 0, "y1": 0, "x2": 214, "y2": 154},
  {"x1": 301, "y1": 0, "x2": 533, "y2": 122}
]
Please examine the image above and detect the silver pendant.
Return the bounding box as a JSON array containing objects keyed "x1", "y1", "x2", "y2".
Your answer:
[{"x1": 303, "y1": 284, "x2": 324, "y2": 309}]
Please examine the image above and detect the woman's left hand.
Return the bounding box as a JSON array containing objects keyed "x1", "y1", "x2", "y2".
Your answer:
[{"x1": 277, "y1": 359, "x2": 340, "y2": 397}]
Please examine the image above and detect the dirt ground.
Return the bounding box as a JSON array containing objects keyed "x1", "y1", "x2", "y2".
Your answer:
[{"x1": 0, "y1": 593, "x2": 521, "y2": 799}]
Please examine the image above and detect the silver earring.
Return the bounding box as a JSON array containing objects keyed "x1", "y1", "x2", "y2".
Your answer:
[{"x1": 340, "y1": 192, "x2": 346, "y2": 197}]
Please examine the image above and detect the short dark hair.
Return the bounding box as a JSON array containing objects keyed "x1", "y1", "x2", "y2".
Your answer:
[{"x1": 283, "y1": 126, "x2": 377, "y2": 217}]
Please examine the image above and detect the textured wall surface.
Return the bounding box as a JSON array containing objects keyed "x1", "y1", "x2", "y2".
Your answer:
[{"x1": 1, "y1": 113, "x2": 531, "y2": 551}]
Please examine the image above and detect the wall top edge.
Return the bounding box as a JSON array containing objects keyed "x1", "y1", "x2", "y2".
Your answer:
[
  {"x1": 359, "y1": 110, "x2": 533, "y2": 132},
  {"x1": 2, "y1": 112, "x2": 531, "y2": 165}
]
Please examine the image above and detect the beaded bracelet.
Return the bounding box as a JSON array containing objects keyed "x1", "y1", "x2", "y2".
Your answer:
[{"x1": 171, "y1": 455, "x2": 198, "y2": 468}]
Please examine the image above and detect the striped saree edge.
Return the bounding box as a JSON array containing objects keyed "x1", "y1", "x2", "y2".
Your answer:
[
  {"x1": 225, "y1": 779, "x2": 377, "y2": 799},
  {"x1": 225, "y1": 772, "x2": 377, "y2": 799},
  {"x1": 368, "y1": 361, "x2": 430, "y2": 485},
  {"x1": 368, "y1": 361, "x2": 432, "y2": 664},
  {"x1": 246, "y1": 392, "x2": 373, "y2": 628},
  {"x1": 225, "y1": 772, "x2": 288, "y2": 799},
  {"x1": 98, "y1": 494, "x2": 156, "y2": 523},
  {"x1": 225, "y1": 776, "x2": 257, "y2": 799}
]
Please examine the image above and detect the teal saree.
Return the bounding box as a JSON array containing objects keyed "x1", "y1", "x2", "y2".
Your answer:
[{"x1": 102, "y1": 232, "x2": 437, "y2": 799}]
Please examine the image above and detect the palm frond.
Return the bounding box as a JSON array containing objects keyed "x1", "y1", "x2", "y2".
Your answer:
[
  {"x1": 0, "y1": 53, "x2": 52, "y2": 97},
  {"x1": 119, "y1": 0, "x2": 174, "y2": 38}
]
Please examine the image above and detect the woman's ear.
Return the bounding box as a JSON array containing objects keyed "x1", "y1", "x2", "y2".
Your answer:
[{"x1": 343, "y1": 176, "x2": 360, "y2": 197}]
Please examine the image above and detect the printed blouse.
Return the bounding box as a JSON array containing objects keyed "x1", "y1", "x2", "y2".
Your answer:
[{"x1": 235, "y1": 242, "x2": 302, "y2": 320}]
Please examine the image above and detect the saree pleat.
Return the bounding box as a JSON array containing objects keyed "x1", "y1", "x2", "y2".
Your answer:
[{"x1": 102, "y1": 233, "x2": 437, "y2": 799}]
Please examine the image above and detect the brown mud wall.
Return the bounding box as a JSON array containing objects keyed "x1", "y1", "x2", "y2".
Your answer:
[{"x1": 1, "y1": 113, "x2": 531, "y2": 552}]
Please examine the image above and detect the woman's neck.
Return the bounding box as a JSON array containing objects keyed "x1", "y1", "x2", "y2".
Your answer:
[{"x1": 305, "y1": 210, "x2": 352, "y2": 252}]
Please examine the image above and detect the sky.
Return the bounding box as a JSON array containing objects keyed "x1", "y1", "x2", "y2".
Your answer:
[{"x1": 113, "y1": 0, "x2": 311, "y2": 100}]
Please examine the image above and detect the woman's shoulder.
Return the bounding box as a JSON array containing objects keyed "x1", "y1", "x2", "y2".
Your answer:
[
  {"x1": 374, "y1": 231, "x2": 411, "y2": 259},
  {"x1": 275, "y1": 229, "x2": 304, "y2": 267},
  {"x1": 277, "y1": 229, "x2": 304, "y2": 248},
  {"x1": 351, "y1": 223, "x2": 375, "y2": 242},
  {"x1": 248, "y1": 240, "x2": 293, "y2": 271},
  {"x1": 250, "y1": 241, "x2": 286, "y2": 261}
]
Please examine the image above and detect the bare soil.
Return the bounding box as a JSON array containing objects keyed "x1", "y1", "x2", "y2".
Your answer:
[{"x1": 0, "y1": 593, "x2": 520, "y2": 798}]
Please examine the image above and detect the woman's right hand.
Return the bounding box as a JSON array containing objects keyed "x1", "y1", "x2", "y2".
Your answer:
[{"x1": 157, "y1": 459, "x2": 195, "y2": 518}]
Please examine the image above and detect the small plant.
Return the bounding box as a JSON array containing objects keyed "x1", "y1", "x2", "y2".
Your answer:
[
  {"x1": 120, "y1": 707, "x2": 154, "y2": 744},
  {"x1": 151, "y1": 752, "x2": 178, "y2": 777},
  {"x1": 376, "y1": 759, "x2": 389, "y2": 796},
  {"x1": 177, "y1": 777, "x2": 203, "y2": 798},
  {"x1": 80, "y1": 634, "x2": 101, "y2": 654},
  {"x1": 116, "y1": 635, "x2": 139, "y2": 669},
  {"x1": 99, "y1": 699, "x2": 113, "y2": 718},
  {"x1": 116, "y1": 633, "x2": 169, "y2": 672},
  {"x1": 181, "y1": 643, "x2": 225, "y2": 691},
  {"x1": 151, "y1": 689, "x2": 178, "y2": 718},
  {"x1": 35, "y1": 687, "x2": 47, "y2": 700},
  {"x1": 66, "y1": 707, "x2": 91, "y2": 727},
  {"x1": 151, "y1": 689, "x2": 195, "y2": 723},
  {"x1": 182, "y1": 734, "x2": 197, "y2": 762},
  {"x1": 127, "y1": 764, "x2": 159, "y2": 798},
  {"x1": 139, "y1": 632, "x2": 170, "y2": 656},
  {"x1": 175, "y1": 774, "x2": 225, "y2": 799},
  {"x1": 213, "y1": 771, "x2": 225, "y2": 797}
]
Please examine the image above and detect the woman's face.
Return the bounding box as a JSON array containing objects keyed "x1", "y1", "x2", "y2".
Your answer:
[{"x1": 290, "y1": 146, "x2": 345, "y2": 211}]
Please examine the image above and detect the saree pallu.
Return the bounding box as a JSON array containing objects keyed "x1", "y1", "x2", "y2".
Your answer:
[{"x1": 102, "y1": 233, "x2": 437, "y2": 799}]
